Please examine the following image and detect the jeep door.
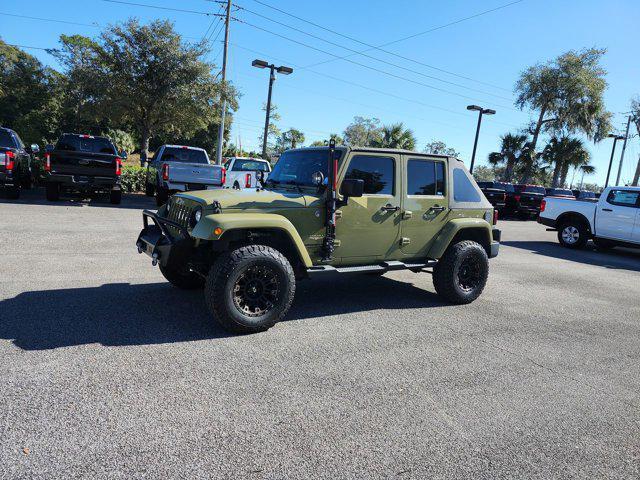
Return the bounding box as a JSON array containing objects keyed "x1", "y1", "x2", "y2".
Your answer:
[
  {"x1": 335, "y1": 152, "x2": 402, "y2": 263},
  {"x1": 399, "y1": 156, "x2": 449, "y2": 256}
]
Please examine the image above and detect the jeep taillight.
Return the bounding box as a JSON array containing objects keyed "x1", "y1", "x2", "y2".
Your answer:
[
  {"x1": 220, "y1": 167, "x2": 226, "y2": 186},
  {"x1": 245, "y1": 173, "x2": 251, "y2": 188},
  {"x1": 162, "y1": 163, "x2": 169, "y2": 181},
  {"x1": 4, "y1": 151, "x2": 15, "y2": 171},
  {"x1": 115, "y1": 157, "x2": 122, "y2": 176},
  {"x1": 44, "y1": 153, "x2": 51, "y2": 172},
  {"x1": 540, "y1": 199, "x2": 546, "y2": 212}
]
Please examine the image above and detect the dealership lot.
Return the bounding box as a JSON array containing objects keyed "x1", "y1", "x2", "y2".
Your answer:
[{"x1": 1, "y1": 190, "x2": 639, "y2": 479}]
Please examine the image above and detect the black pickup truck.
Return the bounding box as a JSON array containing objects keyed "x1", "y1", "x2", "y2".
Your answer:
[
  {"x1": 1, "y1": 127, "x2": 38, "y2": 199},
  {"x1": 477, "y1": 181, "x2": 508, "y2": 214},
  {"x1": 509, "y1": 184, "x2": 546, "y2": 219},
  {"x1": 44, "y1": 134, "x2": 123, "y2": 204}
]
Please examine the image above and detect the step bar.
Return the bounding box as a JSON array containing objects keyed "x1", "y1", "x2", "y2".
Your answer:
[{"x1": 307, "y1": 259, "x2": 437, "y2": 275}]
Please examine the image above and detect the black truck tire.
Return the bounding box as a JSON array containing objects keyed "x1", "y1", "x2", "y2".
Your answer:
[
  {"x1": 160, "y1": 264, "x2": 205, "y2": 290},
  {"x1": 156, "y1": 187, "x2": 169, "y2": 206},
  {"x1": 45, "y1": 182, "x2": 60, "y2": 201},
  {"x1": 557, "y1": 220, "x2": 588, "y2": 249},
  {"x1": 433, "y1": 240, "x2": 489, "y2": 305},
  {"x1": 145, "y1": 183, "x2": 155, "y2": 197},
  {"x1": 5, "y1": 187, "x2": 20, "y2": 199},
  {"x1": 109, "y1": 189, "x2": 122, "y2": 205},
  {"x1": 205, "y1": 245, "x2": 296, "y2": 334}
]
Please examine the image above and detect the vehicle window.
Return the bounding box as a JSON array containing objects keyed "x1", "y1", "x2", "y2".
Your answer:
[
  {"x1": 0, "y1": 130, "x2": 16, "y2": 148},
  {"x1": 407, "y1": 159, "x2": 445, "y2": 195},
  {"x1": 268, "y1": 148, "x2": 343, "y2": 187},
  {"x1": 231, "y1": 159, "x2": 270, "y2": 172},
  {"x1": 547, "y1": 189, "x2": 573, "y2": 196},
  {"x1": 477, "y1": 182, "x2": 492, "y2": 189},
  {"x1": 497, "y1": 182, "x2": 514, "y2": 193},
  {"x1": 160, "y1": 147, "x2": 208, "y2": 164},
  {"x1": 12, "y1": 133, "x2": 25, "y2": 149},
  {"x1": 524, "y1": 186, "x2": 546, "y2": 194},
  {"x1": 606, "y1": 190, "x2": 640, "y2": 207},
  {"x1": 453, "y1": 168, "x2": 481, "y2": 202},
  {"x1": 223, "y1": 160, "x2": 231, "y2": 170},
  {"x1": 56, "y1": 136, "x2": 117, "y2": 155},
  {"x1": 345, "y1": 155, "x2": 395, "y2": 195}
]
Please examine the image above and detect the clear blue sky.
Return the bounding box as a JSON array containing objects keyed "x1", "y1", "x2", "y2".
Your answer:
[{"x1": 3, "y1": 0, "x2": 639, "y2": 186}]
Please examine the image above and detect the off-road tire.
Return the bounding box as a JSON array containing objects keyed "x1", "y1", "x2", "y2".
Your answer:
[
  {"x1": 5, "y1": 187, "x2": 20, "y2": 199},
  {"x1": 145, "y1": 182, "x2": 155, "y2": 197},
  {"x1": 205, "y1": 245, "x2": 296, "y2": 334},
  {"x1": 45, "y1": 182, "x2": 60, "y2": 201},
  {"x1": 557, "y1": 220, "x2": 588, "y2": 249},
  {"x1": 160, "y1": 264, "x2": 205, "y2": 290},
  {"x1": 433, "y1": 240, "x2": 489, "y2": 305},
  {"x1": 109, "y1": 189, "x2": 122, "y2": 205},
  {"x1": 156, "y1": 187, "x2": 169, "y2": 206}
]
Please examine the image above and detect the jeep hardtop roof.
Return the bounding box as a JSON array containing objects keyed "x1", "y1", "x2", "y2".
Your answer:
[{"x1": 290, "y1": 146, "x2": 455, "y2": 161}]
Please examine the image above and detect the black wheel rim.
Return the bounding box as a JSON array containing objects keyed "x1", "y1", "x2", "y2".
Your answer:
[
  {"x1": 232, "y1": 265, "x2": 280, "y2": 317},
  {"x1": 456, "y1": 256, "x2": 482, "y2": 292}
]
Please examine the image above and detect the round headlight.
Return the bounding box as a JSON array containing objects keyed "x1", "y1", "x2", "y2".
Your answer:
[{"x1": 194, "y1": 209, "x2": 202, "y2": 223}]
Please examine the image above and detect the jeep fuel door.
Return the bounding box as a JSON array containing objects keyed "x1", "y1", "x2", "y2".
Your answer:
[
  {"x1": 400, "y1": 157, "x2": 449, "y2": 255},
  {"x1": 335, "y1": 153, "x2": 402, "y2": 263}
]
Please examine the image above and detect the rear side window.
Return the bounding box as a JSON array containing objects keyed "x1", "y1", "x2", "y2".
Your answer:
[
  {"x1": 0, "y1": 130, "x2": 16, "y2": 148},
  {"x1": 607, "y1": 190, "x2": 639, "y2": 207},
  {"x1": 161, "y1": 147, "x2": 208, "y2": 164},
  {"x1": 56, "y1": 136, "x2": 117, "y2": 154},
  {"x1": 345, "y1": 155, "x2": 395, "y2": 195},
  {"x1": 453, "y1": 168, "x2": 481, "y2": 202},
  {"x1": 231, "y1": 159, "x2": 270, "y2": 172},
  {"x1": 407, "y1": 159, "x2": 445, "y2": 195}
]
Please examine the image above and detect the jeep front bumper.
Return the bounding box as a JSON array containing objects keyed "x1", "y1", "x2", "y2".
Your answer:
[{"x1": 136, "y1": 210, "x2": 191, "y2": 267}]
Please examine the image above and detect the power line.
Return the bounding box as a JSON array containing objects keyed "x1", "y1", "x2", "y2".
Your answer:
[
  {"x1": 101, "y1": 0, "x2": 215, "y2": 16},
  {"x1": 233, "y1": 3, "x2": 512, "y2": 101},
  {"x1": 5, "y1": 43, "x2": 56, "y2": 52},
  {"x1": 0, "y1": 12, "x2": 99, "y2": 28},
  {"x1": 247, "y1": 0, "x2": 518, "y2": 92}
]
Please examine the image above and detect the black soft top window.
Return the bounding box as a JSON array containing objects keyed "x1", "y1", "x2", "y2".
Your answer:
[
  {"x1": 0, "y1": 130, "x2": 16, "y2": 148},
  {"x1": 345, "y1": 155, "x2": 395, "y2": 195},
  {"x1": 160, "y1": 147, "x2": 208, "y2": 164},
  {"x1": 56, "y1": 135, "x2": 117, "y2": 155}
]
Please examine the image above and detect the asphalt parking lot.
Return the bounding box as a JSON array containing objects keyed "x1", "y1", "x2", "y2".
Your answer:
[{"x1": 1, "y1": 189, "x2": 639, "y2": 479}]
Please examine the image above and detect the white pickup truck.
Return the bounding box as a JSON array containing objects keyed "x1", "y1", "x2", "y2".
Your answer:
[
  {"x1": 223, "y1": 157, "x2": 271, "y2": 189},
  {"x1": 145, "y1": 145, "x2": 226, "y2": 206},
  {"x1": 538, "y1": 186, "x2": 640, "y2": 249}
]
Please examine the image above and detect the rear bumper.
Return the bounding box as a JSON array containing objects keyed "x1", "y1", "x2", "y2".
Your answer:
[
  {"x1": 45, "y1": 173, "x2": 119, "y2": 190},
  {"x1": 162, "y1": 181, "x2": 224, "y2": 192},
  {"x1": 489, "y1": 228, "x2": 501, "y2": 258},
  {"x1": 537, "y1": 216, "x2": 556, "y2": 229}
]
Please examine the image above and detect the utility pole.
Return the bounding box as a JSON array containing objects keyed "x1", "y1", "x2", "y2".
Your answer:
[
  {"x1": 633, "y1": 156, "x2": 640, "y2": 186},
  {"x1": 214, "y1": 0, "x2": 231, "y2": 165},
  {"x1": 604, "y1": 134, "x2": 625, "y2": 188},
  {"x1": 615, "y1": 115, "x2": 632, "y2": 186}
]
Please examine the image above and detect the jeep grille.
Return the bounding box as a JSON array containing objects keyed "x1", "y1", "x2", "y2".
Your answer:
[{"x1": 164, "y1": 196, "x2": 200, "y2": 235}]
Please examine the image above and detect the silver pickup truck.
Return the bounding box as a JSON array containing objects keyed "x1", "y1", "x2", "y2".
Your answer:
[{"x1": 144, "y1": 145, "x2": 226, "y2": 206}]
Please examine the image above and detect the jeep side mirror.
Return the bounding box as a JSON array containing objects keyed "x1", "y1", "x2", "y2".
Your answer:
[{"x1": 340, "y1": 178, "x2": 364, "y2": 198}]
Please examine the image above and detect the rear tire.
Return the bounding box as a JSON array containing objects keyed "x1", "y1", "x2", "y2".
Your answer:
[
  {"x1": 5, "y1": 187, "x2": 20, "y2": 199},
  {"x1": 156, "y1": 187, "x2": 168, "y2": 206},
  {"x1": 433, "y1": 240, "x2": 489, "y2": 304},
  {"x1": 160, "y1": 264, "x2": 205, "y2": 290},
  {"x1": 45, "y1": 182, "x2": 60, "y2": 201},
  {"x1": 558, "y1": 220, "x2": 588, "y2": 249},
  {"x1": 145, "y1": 182, "x2": 155, "y2": 197},
  {"x1": 205, "y1": 245, "x2": 296, "y2": 334},
  {"x1": 109, "y1": 189, "x2": 122, "y2": 205}
]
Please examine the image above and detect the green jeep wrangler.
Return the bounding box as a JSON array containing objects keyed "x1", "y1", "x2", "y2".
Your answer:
[{"x1": 136, "y1": 145, "x2": 500, "y2": 334}]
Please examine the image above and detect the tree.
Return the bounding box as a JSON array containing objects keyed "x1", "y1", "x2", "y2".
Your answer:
[
  {"x1": 275, "y1": 128, "x2": 305, "y2": 153},
  {"x1": 472, "y1": 165, "x2": 502, "y2": 182},
  {"x1": 515, "y1": 48, "x2": 612, "y2": 182},
  {"x1": 257, "y1": 103, "x2": 281, "y2": 157},
  {"x1": 631, "y1": 97, "x2": 640, "y2": 186},
  {"x1": 310, "y1": 133, "x2": 344, "y2": 147},
  {"x1": 423, "y1": 140, "x2": 459, "y2": 157},
  {"x1": 371, "y1": 123, "x2": 416, "y2": 150},
  {"x1": 103, "y1": 128, "x2": 135, "y2": 153},
  {"x1": 343, "y1": 116, "x2": 382, "y2": 146},
  {"x1": 542, "y1": 137, "x2": 591, "y2": 187},
  {"x1": 487, "y1": 133, "x2": 529, "y2": 182}
]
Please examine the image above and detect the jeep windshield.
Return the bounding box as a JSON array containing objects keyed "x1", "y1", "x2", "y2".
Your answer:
[{"x1": 266, "y1": 149, "x2": 342, "y2": 187}]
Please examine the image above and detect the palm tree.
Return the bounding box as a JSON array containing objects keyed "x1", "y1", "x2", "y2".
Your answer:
[
  {"x1": 487, "y1": 133, "x2": 529, "y2": 182},
  {"x1": 542, "y1": 137, "x2": 591, "y2": 187},
  {"x1": 372, "y1": 123, "x2": 416, "y2": 150}
]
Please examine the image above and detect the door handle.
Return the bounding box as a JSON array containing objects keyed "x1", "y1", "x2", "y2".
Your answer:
[
  {"x1": 602, "y1": 208, "x2": 613, "y2": 212},
  {"x1": 381, "y1": 204, "x2": 400, "y2": 212},
  {"x1": 428, "y1": 205, "x2": 446, "y2": 213}
]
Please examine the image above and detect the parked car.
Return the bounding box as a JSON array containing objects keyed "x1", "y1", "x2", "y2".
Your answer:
[
  {"x1": 538, "y1": 186, "x2": 640, "y2": 250},
  {"x1": 0, "y1": 127, "x2": 38, "y2": 199},
  {"x1": 223, "y1": 157, "x2": 271, "y2": 189},
  {"x1": 477, "y1": 181, "x2": 507, "y2": 214},
  {"x1": 545, "y1": 188, "x2": 575, "y2": 198},
  {"x1": 43, "y1": 133, "x2": 123, "y2": 204},
  {"x1": 572, "y1": 189, "x2": 597, "y2": 200},
  {"x1": 144, "y1": 145, "x2": 226, "y2": 206},
  {"x1": 136, "y1": 146, "x2": 501, "y2": 334},
  {"x1": 509, "y1": 184, "x2": 546, "y2": 219}
]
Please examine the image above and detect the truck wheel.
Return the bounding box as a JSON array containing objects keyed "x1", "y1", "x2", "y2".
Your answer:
[
  {"x1": 433, "y1": 240, "x2": 489, "y2": 305},
  {"x1": 558, "y1": 221, "x2": 588, "y2": 249},
  {"x1": 160, "y1": 264, "x2": 205, "y2": 290},
  {"x1": 205, "y1": 245, "x2": 296, "y2": 334},
  {"x1": 45, "y1": 182, "x2": 60, "y2": 201},
  {"x1": 156, "y1": 187, "x2": 168, "y2": 206},
  {"x1": 145, "y1": 182, "x2": 155, "y2": 197},
  {"x1": 5, "y1": 187, "x2": 20, "y2": 199},
  {"x1": 109, "y1": 189, "x2": 122, "y2": 205},
  {"x1": 233, "y1": 181, "x2": 240, "y2": 190}
]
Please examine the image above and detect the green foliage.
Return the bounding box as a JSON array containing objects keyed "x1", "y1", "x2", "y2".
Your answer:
[
  {"x1": 371, "y1": 123, "x2": 416, "y2": 150},
  {"x1": 472, "y1": 165, "x2": 503, "y2": 182},
  {"x1": 120, "y1": 165, "x2": 147, "y2": 193},
  {"x1": 343, "y1": 116, "x2": 382, "y2": 147},
  {"x1": 487, "y1": 133, "x2": 529, "y2": 182},
  {"x1": 103, "y1": 128, "x2": 135, "y2": 153},
  {"x1": 275, "y1": 128, "x2": 305, "y2": 153},
  {"x1": 542, "y1": 137, "x2": 591, "y2": 187},
  {"x1": 310, "y1": 134, "x2": 344, "y2": 147},
  {"x1": 423, "y1": 140, "x2": 459, "y2": 157}
]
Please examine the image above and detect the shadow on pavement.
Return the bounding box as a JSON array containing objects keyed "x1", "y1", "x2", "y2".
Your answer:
[
  {"x1": 502, "y1": 240, "x2": 640, "y2": 273},
  {"x1": 0, "y1": 187, "x2": 156, "y2": 210},
  {"x1": 0, "y1": 275, "x2": 445, "y2": 351}
]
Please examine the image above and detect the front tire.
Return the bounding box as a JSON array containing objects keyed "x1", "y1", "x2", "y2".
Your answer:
[
  {"x1": 109, "y1": 189, "x2": 122, "y2": 205},
  {"x1": 558, "y1": 221, "x2": 588, "y2": 249},
  {"x1": 433, "y1": 240, "x2": 489, "y2": 304},
  {"x1": 205, "y1": 245, "x2": 296, "y2": 334},
  {"x1": 5, "y1": 187, "x2": 20, "y2": 199},
  {"x1": 160, "y1": 264, "x2": 205, "y2": 290}
]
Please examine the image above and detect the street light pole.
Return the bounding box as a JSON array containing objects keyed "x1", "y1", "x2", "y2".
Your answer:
[
  {"x1": 252, "y1": 59, "x2": 293, "y2": 160},
  {"x1": 466, "y1": 105, "x2": 495, "y2": 174},
  {"x1": 615, "y1": 115, "x2": 631, "y2": 186},
  {"x1": 604, "y1": 134, "x2": 625, "y2": 188},
  {"x1": 214, "y1": 0, "x2": 232, "y2": 165}
]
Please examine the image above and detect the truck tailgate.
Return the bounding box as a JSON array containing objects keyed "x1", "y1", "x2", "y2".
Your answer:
[
  {"x1": 168, "y1": 163, "x2": 224, "y2": 186},
  {"x1": 51, "y1": 151, "x2": 117, "y2": 177}
]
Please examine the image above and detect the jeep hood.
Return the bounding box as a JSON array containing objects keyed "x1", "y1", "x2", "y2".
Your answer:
[{"x1": 177, "y1": 188, "x2": 311, "y2": 210}]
